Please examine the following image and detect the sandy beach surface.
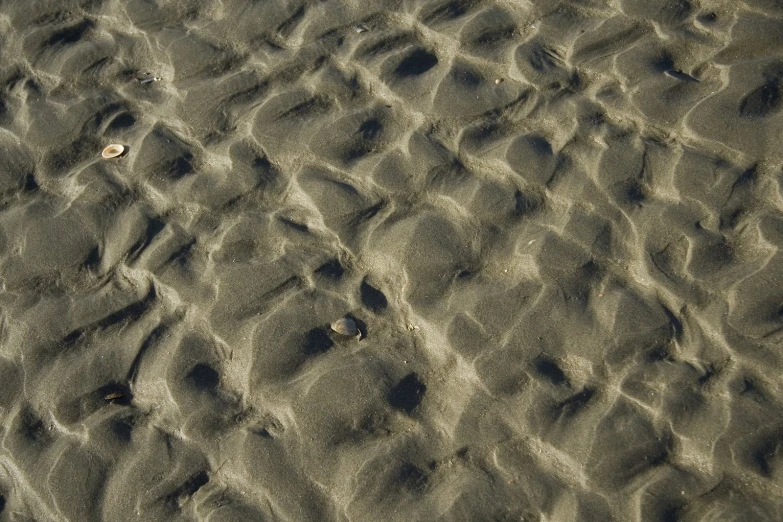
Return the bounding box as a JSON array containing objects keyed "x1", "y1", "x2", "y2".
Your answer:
[{"x1": 1, "y1": 0, "x2": 783, "y2": 520}]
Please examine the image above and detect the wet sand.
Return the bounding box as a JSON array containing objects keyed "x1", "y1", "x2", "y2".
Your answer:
[{"x1": 1, "y1": 0, "x2": 783, "y2": 520}]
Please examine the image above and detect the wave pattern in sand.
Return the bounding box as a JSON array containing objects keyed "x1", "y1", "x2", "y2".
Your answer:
[{"x1": 1, "y1": 0, "x2": 783, "y2": 520}]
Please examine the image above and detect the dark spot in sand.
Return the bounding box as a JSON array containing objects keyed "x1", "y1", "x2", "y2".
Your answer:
[
  {"x1": 399, "y1": 463, "x2": 428, "y2": 493},
  {"x1": 349, "y1": 200, "x2": 385, "y2": 227},
  {"x1": 456, "y1": 268, "x2": 474, "y2": 279},
  {"x1": 514, "y1": 189, "x2": 543, "y2": 217},
  {"x1": 277, "y1": 5, "x2": 305, "y2": 37},
  {"x1": 697, "y1": 364, "x2": 718, "y2": 385},
  {"x1": 18, "y1": 406, "x2": 49, "y2": 443},
  {"x1": 353, "y1": 317, "x2": 369, "y2": 339},
  {"x1": 25, "y1": 79, "x2": 42, "y2": 98},
  {"x1": 45, "y1": 19, "x2": 93, "y2": 47},
  {"x1": 421, "y1": 0, "x2": 480, "y2": 25},
  {"x1": 740, "y1": 81, "x2": 782, "y2": 118},
  {"x1": 527, "y1": 44, "x2": 561, "y2": 72},
  {"x1": 163, "y1": 470, "x2": 210, "y2": 507},
  {"x1": 254, "y1": 427, "x2": 273, "y2": 438},
  {"x1": 471, "y1": 25, "x2": 516, "y2": 47},
  {"x1": 129, "y1": 217, "x2": 166, "y2": 260},
  {"x1": 23, "y1": 173, "x2": 39, "y2": 192},
  {"x1": 734, "y1": 164, "x2": 757, "y2": 188},
  {"x1": 63, "y1": 328, "x2": 85, "y2": 346},
  {"x1": 109, "y1": 113, "x2": 136, "y2": 130},
  {"x1": 527, "y1": 135, "x2": 553, "y2": 156},
  {"x1": 651, "y1": 53, "x2": 675, "y2": 73},
  {"x1": 361, "y1": 278, "x2": 388, "y2": 312},
  {"x1": 167, "y1": 239, "x2": 196, "y2": 265},
  {"x1": 278, "y1": 216, "x2": 309, "y2": 232},
  {"x1": 661, "y1": 306, "x2": 683, "y2": 342},
  {"x1": 358, "y1": 118, "x2": 382, "y2": 140},
  {"x1": 95, "y1": 288, "x2": 157, "y2": 332},
  {"x1": 452, "y1": 65, "x2": 482, "y2": 88},
  {"x1": 739, "y1": 377, "x2": 757, "y2": 395},
  {"x1": 315, "y1": 258, "x2": 344, "y2": 279},
  {"x1": 555, "y1": 387, "x2": 595, "y2": 418},
  {"x1": 359, "y1": 33, "x2": 412, "y2": 58},
  {"x1": 623, "y1": 179, "x2": 647, "y2": 204},
  {"x1": 168, "y1": 152, "x2": 194, "y2": 179},
  {"x1": 110, "y1": 417, "x2": 134, "y2": 442},
  {"x1": 84, "y1": 245, "x2": 101, "y2": 269},
  {"x1": 395, "y1": 48, "x2": 438, "y2": 77},
  {"x1": 252, "y1": 154, "x2": 272, "y2": 170},
  {"x1": 388, "y1": 373, "x2": 426, "y2": 413},
  {"x1": 187, "y1": 363, "x2": 220, "y2": 391},
  {"x1": 274, "y1": 96, "x2": 330, "y2": 122},
  {"x1": 751, "y1": 430, "x2": 783, "y2": 477},
  {"x1": 535, "y1": 356, "x2": 567, "y2": 386},
  {"x1": 302, "y1": 327, "x2": 334, "y2": 355},
  {"x1": 345, "y1": 118, "x2": 387, "y2": 160},
  {"x1": 646, "y1": 344, "x2": 671, "y2": 362},
  {"x1": 657, "y1": 503, "x2": 684, "y2": 522}
]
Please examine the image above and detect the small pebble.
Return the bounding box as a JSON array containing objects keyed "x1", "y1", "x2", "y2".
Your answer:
[
  {"x1": 101, "y1": 144, "x2": 125, "y2": 159},
  {"x1": 331, "y1": 317, "x2": 359, "y2": 337}
]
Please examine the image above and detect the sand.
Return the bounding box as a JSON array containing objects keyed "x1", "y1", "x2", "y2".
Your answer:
[{"x1": 0, "y1": 0, "x2": 782, "y2": 520}]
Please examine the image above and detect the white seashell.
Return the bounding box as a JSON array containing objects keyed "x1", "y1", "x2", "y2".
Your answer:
[
  {"x1": 331, "y1": 317, "x2": 358, "y2": 337},
  {"x1": 101, "y1": 144, "x2": 125, "y2": 159}
]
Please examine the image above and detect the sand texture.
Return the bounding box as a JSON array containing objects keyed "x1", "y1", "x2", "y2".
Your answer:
[{"x1": 1, "y1": 0, "x2": 783, "y2": 520}]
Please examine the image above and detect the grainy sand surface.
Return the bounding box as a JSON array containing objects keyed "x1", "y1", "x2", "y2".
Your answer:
[{"x1": 1, "y1": 0, "x2": 783, "y2": 520}]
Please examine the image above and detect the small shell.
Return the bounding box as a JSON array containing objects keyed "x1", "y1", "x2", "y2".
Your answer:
[
  {"x1": 331, "y1": 317, "x2": 358, "y2": 336},
  {"x1": 101, "y1": 144, "x2": 125, "y2": 159},
  {"x1": 663, "y1": 69, "x2": 698, "y2": 82}
]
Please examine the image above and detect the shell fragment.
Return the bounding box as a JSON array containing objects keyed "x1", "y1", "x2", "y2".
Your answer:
[
  {"x1": 101, "y1": 144, "x2": 125, "y2": 159},
  {"x1": 331, "y1": 317, "x2": 361, "y2": 338}
]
